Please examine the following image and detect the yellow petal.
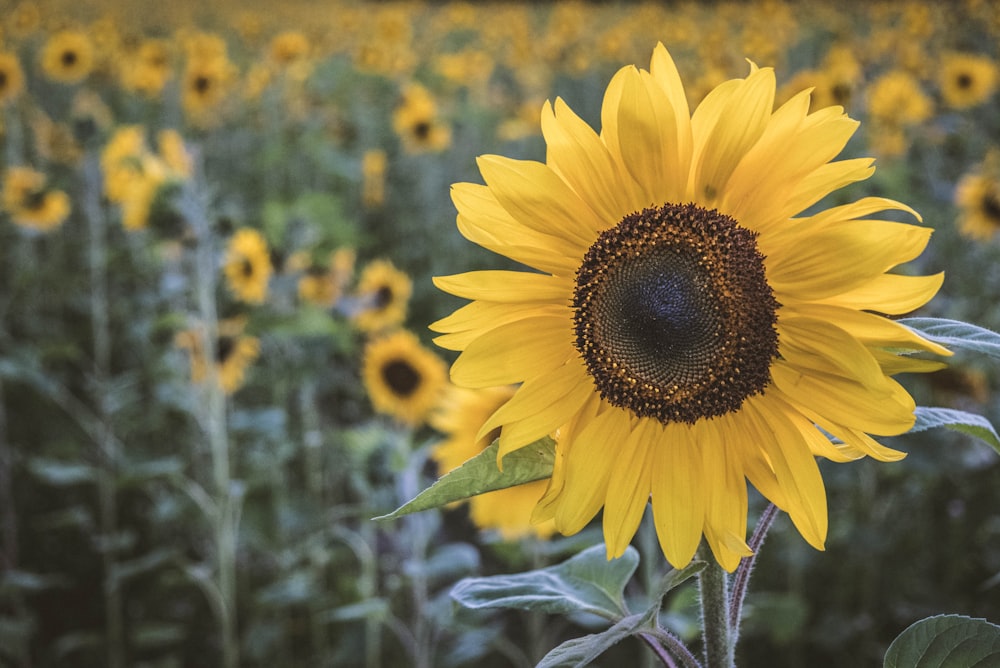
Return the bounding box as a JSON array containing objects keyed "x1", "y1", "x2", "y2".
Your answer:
[
  {"x1": 778, "y1": 316, "x2": 891, "y2": 390},
  {"x1": 477, "y1": 154, "x2": 604, "y2": 246},
  {"x1": 815, "y1": 272, "x2": 944, "y2": 315},
  {"x1": 649, "y1": 42, "x2": 693, "y2": 168},
  {"x1": 779, "y1": 158, "x2": 875, "y2": 218},
  {"x1": 699, "y1": 419, "x2": 752, "y2": 572},
  {"x1": 781, "y1": 303, "x2": 951, "y2": 357},
  {"x1": 650, "y1": 422, "x2": 705, "y2": 568},
  {"x1": 554, "y1": 409, "x2": 633, "y2": 535},
  {"x1": 450, "y1": 315, "x2": 572, "y2": 387},
  {"x1": 431, "y1": 301, "x2": 568, "y2": 350},
  {"x1": 433, "y1": 270, "x2": 571, "y2": 303},
  {"x1": 603, "y1": 419, "x2": 656, "y2": 558}
]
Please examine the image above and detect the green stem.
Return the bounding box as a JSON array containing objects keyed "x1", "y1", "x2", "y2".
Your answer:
[
  {"x1": 182, "y1": 178, "x2": 239, "y2": 668},
  {"x1": 84, "y1": 155, "x2": 126, "y2": 668},
  {"x1": 697, "y1": 543, "x2": 733, "y2": 668}
]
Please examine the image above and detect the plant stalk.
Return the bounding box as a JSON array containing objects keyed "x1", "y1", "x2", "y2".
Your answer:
[{"x1": 697, "y1": 543, "x2": 733, "y2": 668}]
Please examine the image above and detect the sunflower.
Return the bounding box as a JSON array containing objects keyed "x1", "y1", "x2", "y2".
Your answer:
[
  {"x1": 351, "y1": 259, "x2": 412, "y2": 333},
  {"x1": 268, "y1": 30, "x2": 311, "y2": 66},
  {"x1": 431, "y1": 43, "x2": 950, "y2": 571},
  {"x1": 2, "y1": 166, "x2": 71, "y2": 232},
  {"x1": 121, "y1": 39, "x2": 174, "y2": 98},
  {"x1": 431, "y1": 384, "x2": 557, "y2": 539},
  {"x1": 866, "y1": 69, "x2": 933, "y2": 126},
  {"x1": 181, "y1": 53, "x2": 236, "y2": 128},
  {"x1": 939, "y1": 52, "x2": 998, "y2": 110},
  {"x1": 224, "y1": 228, "x2": 273, "y2": 305},
  {"x1": 392, "y1": 83, "x2": 452, "y2": 154},
  {"x1": 362, "y1": 149, "x2": 388, "y2": 209},
  {"x1": 298, "y1": 247, "x2": 355, "y2": 308},
  {"x1": 0, "y1": 52, "x2": 26, "y2": 105},
  {"x1": 362, "y1": 329, "x2": 447, "y2": 427},
  {"x1": 40, "y1": 30, "x2": 95, "y2": 84},
  {"x1": 175, "y1": 317, "x2": 260, "y2": 395},
  {"x1": 955, "y1": 169, "x2": 1000, "y2": 241}
]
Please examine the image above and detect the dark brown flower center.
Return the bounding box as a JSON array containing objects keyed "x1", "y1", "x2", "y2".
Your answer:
[
  {"x1": 572, "y1": 203, "x2": 779, "y2": 425},
  {"x1": 60, "y1": 50, "x2": 78, "y2": 68},
  {"x1": 957, "y1": 73, "x2": 973, "y2": 90},
  {"x1": 382, "y1": 358, "x2": 421, "y2": 397}
]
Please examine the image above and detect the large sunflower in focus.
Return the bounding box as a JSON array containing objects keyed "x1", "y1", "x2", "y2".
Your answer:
[{"x1": 432, "y1": 43, "x2": 950, "y2": 571}]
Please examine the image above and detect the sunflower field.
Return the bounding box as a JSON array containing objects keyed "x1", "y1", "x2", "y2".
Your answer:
[{"x1": 3, "y1": 0, "x2": 1000, "y2": 667}]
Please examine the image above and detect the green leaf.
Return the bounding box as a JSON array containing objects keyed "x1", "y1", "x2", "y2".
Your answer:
[
  {"x1": 899, "y1": 318, "x2": 1000, "y2": 358},
  {"x1": 450, "y1": 543, "x2": 638, "y2": 621},
  {"x1": 884, "y1": 614, "x2": 1000, "y2": 668},
  {"x1": 537, "y1": 606, "x2": 659, "y2": 668},
  {"x1": 650, "y1": 560, "x2": 707, "y2": 605},
  {"x1": 373, "y1": 437, "x2": 555, "y2": 521},
  {"x1": 911, "y1": 407, "x2": 1000, "y2": 454}
]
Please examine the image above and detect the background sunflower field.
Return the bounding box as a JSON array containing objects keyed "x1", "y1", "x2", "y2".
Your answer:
[{"x1": 1, "y1": 1, "x2": 1000, "y2": 666}]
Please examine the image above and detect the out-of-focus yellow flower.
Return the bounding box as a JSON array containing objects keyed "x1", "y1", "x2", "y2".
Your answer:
[
  {"x1": 121, "y1": 39, "x2": 174, "y2": 98},
  {"x1": 7, "y1": 2, "x2": 41, "y2": 39},
  {"x1": 297, "y1": 248, "x2": 355, "y2": 308},
  {"x1": 40, "y1": 29, "x2": 95, "y2": 84},
  {"x1": 181, "y1": 52, "x2": 237, "y2": 128},
  {"x1": 2, "y1": 167, "x2": 71, "y2": 232},
  {"x1": 940, "y1": 52, "x2": 998, "y2": 110},
  {"x1": 867, "y1": 71, "x2": 934, "y2": 126},
  {"x1": 157, "y1": 129, "x2": 193, "y2": 178},
  {"x1": 955, "y1": 153, "x2": 1000, "y2": 241},
  {"x1": 31, "y1": 112, "x2": 82, "y2": 166},
  {"x1": 0, "y1": 52, "x2": 26, "y2": 105},
  {"x1": 175, "y1": 316, "x2": 260, "y2": 395},
  {"x1": 362, "y1": 329, "x2": 447, "y2": 427},
  {"x1": 224, "y1": 228, "x2": 273, "y2": 305},
  {"x1": 351, "y1": 258, "x2": 412, "y2": 333},
  {"x1": 433, "y1": 49, "x2": 494, "y2": 89},
  {"x1": 361, "y1": 149, "x2": 387, "y2": 208},
  {"x1": 269, "y1": 30, "x2": 311, "y2": 66},
  {"x1": 392, "y1": 83, "x2": 451, "y2": 154}
]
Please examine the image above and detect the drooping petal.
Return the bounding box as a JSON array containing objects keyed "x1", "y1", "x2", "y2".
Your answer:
[
  {"x1": 699, "y1": 419, "x2": 752, "y2": 572},
  {"x1": 603, "y1": 419, "x2": 657, "y2": 558},
  {"x1": 650, "y1": 422, "x2": 705, "y2": 568}
]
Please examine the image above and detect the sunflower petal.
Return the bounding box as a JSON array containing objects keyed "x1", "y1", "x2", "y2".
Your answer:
[
  {"x1": 450, "y1": 315, "x2": 572, "y2": 387},
  {"x1": 603, "y1": 420, "x2": 656, "y2": 558},
  {"x1": 651, "y1": 423, "x2": 705, "y2": 568}
]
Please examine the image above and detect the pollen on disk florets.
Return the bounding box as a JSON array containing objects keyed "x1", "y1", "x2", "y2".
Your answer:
[{"x1": 572, "y1": 202, "x2": 780, "y2": 425}]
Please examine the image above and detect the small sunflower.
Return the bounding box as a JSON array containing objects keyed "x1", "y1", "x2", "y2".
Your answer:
[
  {"x1": 121, "y1": 39, "x2": 174, "y2": 98},
  {"x1": 40, "y1": 29, "x2": 95, "y2": 84},
  {"x1": 268, "y1": 30, "x2": 311, "y2": 66},
  {"x1": 939, "y1": 52, "x2": 998, "y2": 110},
  {"x1": 0, "y1": 52, "x2": 26, "y2": 105},
  {"x1": 432, "y1": 43, "x2": 949, "y2": 571},
  {"x1": 392, "y1": 84, "x2": 452, "y2": 154},
  {"x1": 866, "y1": 69, "x2": 933, "y2": 126},
  {"x1": 224, "y1": 228, "x2": 273, "y2": 305},
  {"x1": 431, "y1": 384, "x2": 557, "y2": 539},
  {"x1": 955, "y1": 167, "x2": 1000, "y2": 241},
  {"x1": 2, "y1": 166, "x2": 71, "y2": 232},
  {"x1": 181, "y1": 54, "x2": 236, "y2": 127},
  {"x1": 351, "y1": 259, "x2": 412, "y2": 333},
  {"x1": 298, "y1": 248, "x2": 356, "y2": 308},
  {"x1": 175, "y1": 317, "x2": 260, "y2": 395},
  {"x1": 363, "y1": 329, "x2": 447, "y2": 427}
]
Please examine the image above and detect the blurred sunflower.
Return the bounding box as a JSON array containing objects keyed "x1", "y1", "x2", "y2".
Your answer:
[
  {"x1": 268, "y1": 30, "x2": 311, "y2": 66},
  {"x1": 939, "y1": 52, "x2": 998, "y2": 110},
  {"x1": 100, "y1": 125, "x2": 186, "y2": 232},
  {"x1": 181, "y1": 53, "x2": 236, "y2": 127},
  {"x1": 2, "y1": 166, "x2": 71, "y2": 232},
  {"x1": 298, "y1": 248, "x2": 355, "y2": 308},
  {"x1": 432, "y1": 43, "x2": 949, "y2": 571},
  {"x1": 351, "y1": 259, "x2": 412, "y2": 333},
  {"x1": 362, "y1": 329, "x2": 447, "y2": 427},
  {"x1": 955, "y1": 160, "x2": 1000, "y2": 240},
  {"x1": 175, "y1": 317, "x2": 260, "y2": 395},
  {"x1": 224, "y1": 228, "x2": 272, "y2": 305},
  {"x1": 392, "y1": 83, "x2": 452, "y2": 154},
  {"x1": 121, "y1": 39, "x2": 174, "y2": 98},
  {"x1": 865, "y1": 69, "x2": 933, "y2": 157},
  {"x1": 431, "y1": 384, "x2": 557, "y2": 539},
  {"x1": 40, "y1": 29, "x2": 95, "y2": 84},
  {"x1": 0, "y1": 52, "x2": 26, "y2": 105},
  {"x1": 7, "y1": 2, "x2": 40, "y2": 39}
]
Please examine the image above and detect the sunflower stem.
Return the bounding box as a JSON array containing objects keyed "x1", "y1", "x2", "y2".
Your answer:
[
  {"x1": 697, "y1": 543, "x2": 733, "y2": 668},
  {"x1": 729, "y1": 503, "x2": 779, "y2": 646}
]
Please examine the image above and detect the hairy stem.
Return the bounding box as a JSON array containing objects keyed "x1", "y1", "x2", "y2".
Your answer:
[
  {"x1": 697, "y1": 543, "x2": 733, "y2": 668},
  {"x1": 729, "y1": 503, "x2": 779, "y2": 644}
]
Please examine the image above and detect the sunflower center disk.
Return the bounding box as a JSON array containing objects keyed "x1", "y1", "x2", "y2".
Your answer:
[
  {"x1": 382, "y1": 358, "x2": 421, "y2": 397},
  {"x1": 573, "y1": 203, "x2": 780, "y2": 425}
]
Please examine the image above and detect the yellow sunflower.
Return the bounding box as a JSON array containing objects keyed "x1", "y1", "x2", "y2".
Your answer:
[
  {"x1": 175, "y1": 317, "x2": 260, "y2": 395},
  {"x1": 431, "y1": 43, "x2": 950, "y2": 572},
  {"x1": 181, "y1": 53, "x2": 236, "y2": 128},
  {"x1": 40, "y1": 29, "x2": 95, "y2": 84},
  {"x1": 351, "y1": 259, "x2": 412, "y2": 333},
  {"x1": 0, "y1": 52, "x2": 26, "y2": 105},
  {"x1": 362, "y1": 329, "x2": 447, "y2": 427},
  {"x1": 298, "y1": 248, "x2": 355, "y2": 308},
  {"x1": 2, "y1": 166, "x2": 71, "y2": 232},
  {"x1": 392, "y1": 84, "x2": 452, "y2": 154},
  {"x1": 121, "y1": 39, "x2": 174, "y2": 98},
  {"x1": 431, "y1": 384, "x2": 557, "y2": 539},
  {"x1": 224, "y1": 228, "x2": 273, "y2": 305},
  {"x1": 955, "y1": 168, "x2": 1000, "y2": 241},
  {"x1": 362, "y1": 149, "x2": 388, "y2": 209},
  {"x1": 939, "y1": 52, "x2": 998, "y2": 110}
]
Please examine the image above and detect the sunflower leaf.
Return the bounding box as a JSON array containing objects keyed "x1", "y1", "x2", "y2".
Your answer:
[
  {"x1": 911, "y1": 406, "x2": 1000, "y2": 454},
  {"x1": 372, "y1": 437, "x2": 555, "y2": 521},
  {"x1": 898, "y1": 317, "x2": 1000, "y2": 358},
  {"x1": 536, "y1": 605, "x2": 659, "y2": 668},
  {"x1": 884, "y1": 614, "x2": 1000, "y2": 668},
  {"x1": 450, "y1": 543, "x2": 638, "y2": 621}
]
